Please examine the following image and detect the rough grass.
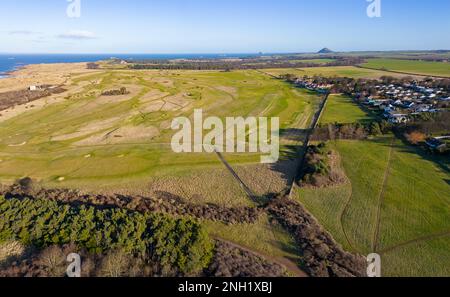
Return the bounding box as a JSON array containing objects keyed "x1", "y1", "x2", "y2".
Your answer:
[
  {"x1": 361, "y1": 58, "x2": 450, "y2": 77},
  {"x1": 296, "y1": 137, "x2": 450, "y2": 276},
  {"x1": 204, "y1": 214, "x2": 301, "y2": 261},
  {"x1": 0, "y1": 241, "x2": 25, "y2": 263},
  {"x1": 320, "y1": 94, "x2": 374, "y2": 124},
  {"x1": 381, "y1": 237, "x2": 450, "y2": 277}
]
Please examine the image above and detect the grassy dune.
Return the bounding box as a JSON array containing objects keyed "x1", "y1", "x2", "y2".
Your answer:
[{"x1": 361, "y1": 58, "x2": 450, "y2": 77}]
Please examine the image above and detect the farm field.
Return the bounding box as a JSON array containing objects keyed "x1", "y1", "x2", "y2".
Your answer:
[
  {"x1": 361, "y1": 58, "x2": 450, "y2": 77},
  {"x1": 0, "y1": 66, "x2": 322, "y2": 206},
  {"x1": 320, "y1": 94, "x2": 374, "y2": 124},
  {"x1": 296, "y1": 137, "x2": 450, "y2": 276},
  {"x1": 263, "y1": 66, "x2": 406, "y2": 79}
]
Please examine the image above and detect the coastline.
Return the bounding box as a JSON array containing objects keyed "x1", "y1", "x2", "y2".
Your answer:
[
  {"x1": 0, "y1": 61, "x2": 98, "y2": 93},
  {"x1": 0, "y1": 61, "x2": 102, "y2": 122},
  {"x1": 0, "y1": 64, "x2": 26, "y2": 79}
]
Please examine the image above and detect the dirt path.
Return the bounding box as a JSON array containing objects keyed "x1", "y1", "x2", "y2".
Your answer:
[
  {"x1": 215, "y1": 237, "x2": 308, "y2": 277},
  {"x1": 379, "y1": 230, "x2": 450, "y2": 255},
  {"x1": 372, "y1": 138, "x2": 395, "y2": 252}
]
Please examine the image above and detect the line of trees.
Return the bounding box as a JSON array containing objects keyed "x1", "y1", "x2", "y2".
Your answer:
[{"x1": 127, "y1": 57, "x2": 364, "y2": 71}]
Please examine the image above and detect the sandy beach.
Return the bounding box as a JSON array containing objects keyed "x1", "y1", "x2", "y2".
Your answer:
[
  {"x1": 0, "y1": 62, "x2": 102, "y2": 122},
  {"x1": 0, "y1": 62, "x2": 99, "y2": 92}
]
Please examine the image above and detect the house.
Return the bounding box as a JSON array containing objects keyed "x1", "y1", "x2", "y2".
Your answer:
[
  {"x1": 414, "y1": 104, "x2": 431, "y2": 113},
  {"x1": 402, "y1": 101, "x2": 415, "y2": 109},
  {"x1": 387, "y1": 113, "x2": 409, "y2": 124},
  {"x1": 384, "y1": 104, "x2": 395, "y2": 113}
]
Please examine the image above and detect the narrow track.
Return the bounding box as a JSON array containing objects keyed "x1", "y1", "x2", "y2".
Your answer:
[
  {"x1": 214, "y1": 237, "x2": 308, "y2": 277},
  {"x1": 379, "y1": 230, "x2": 450, "y2": 255},
  {"x1": 372, "y1": 138, "x2": 395, "y2": 252},
  {"x1": 214, "y1": 150, "x2": 257, "y2": 202}
]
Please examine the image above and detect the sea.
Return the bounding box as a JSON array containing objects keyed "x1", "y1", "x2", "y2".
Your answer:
[{"x1": 0, "y1": 53, "x2": 262, "y2": 78}]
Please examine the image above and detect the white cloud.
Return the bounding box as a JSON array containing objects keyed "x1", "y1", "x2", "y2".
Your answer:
[{"x1": 57, "y1": 30, "x2": 97, "y2": 40}]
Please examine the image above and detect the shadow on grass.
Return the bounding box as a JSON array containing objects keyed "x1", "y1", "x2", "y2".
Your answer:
[{"x1": 267, "y1": 128, "x2": 311, "y2": 189}]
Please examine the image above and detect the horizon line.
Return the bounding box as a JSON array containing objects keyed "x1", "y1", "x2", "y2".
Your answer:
[{"x1": 1, "y1": 49, "x2": 450, "y2": 56}]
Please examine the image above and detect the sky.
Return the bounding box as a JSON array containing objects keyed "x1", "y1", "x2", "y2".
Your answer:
[{"x1": 0, "y1": 0, "x2": 449, "y2": 54}]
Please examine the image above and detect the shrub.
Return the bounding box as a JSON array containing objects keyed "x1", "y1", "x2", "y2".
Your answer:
[
  {"x1": 405, "y1": 131, "x2": 426, "y2": 145},
  {"x1": 0, "y1": 196, "x2": 213, "y2": 275}
]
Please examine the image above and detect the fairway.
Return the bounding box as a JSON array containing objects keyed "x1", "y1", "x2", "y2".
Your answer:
[
  {"x1": 0, "y1": 68, "x2": 322, "y2": 206},
  {"x1": 320, "y1": 94, "x2": 374, "y2": 124},
  {"x1": 296, "y1": 137, "x2": 450, "y2": 276},
  {"x1": 263, "y1": 66, "x2": 406, "y2": 79},
  {"x1": 361, "y1": 58, "x2": 450, "y2": 77}
]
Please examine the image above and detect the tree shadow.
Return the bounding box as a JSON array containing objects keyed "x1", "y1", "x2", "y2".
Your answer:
[{"x1": 266, "y1": 128, "x2": 311, "y2": 188}]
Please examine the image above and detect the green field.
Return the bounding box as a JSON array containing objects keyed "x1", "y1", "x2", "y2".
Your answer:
[
  {"x1": 296, "y1": 137, "x2": 450, "y2": 276},
  {"x1": 320, "y1": 94, "x2": 374, "y2": 124},
  {"x1": 361, "y1": 58, "x2": 450, "y2": 77},
  {"x1": 298, "y1": 95, "x2": 450, "y2": 276},
  {"x1": 297, "y1": 91, "x2": 450, "y2": 276},
  {"x1": 263, "y1": 66, "x2": 405, "y2": 79}
]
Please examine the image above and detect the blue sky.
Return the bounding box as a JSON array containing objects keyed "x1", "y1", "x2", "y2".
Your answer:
[{"x1": 0, "y1": 0, "x2": 449, "y2": 54}]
